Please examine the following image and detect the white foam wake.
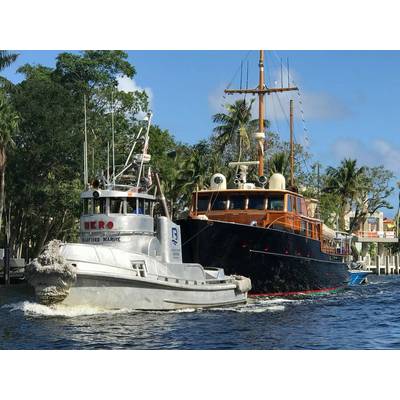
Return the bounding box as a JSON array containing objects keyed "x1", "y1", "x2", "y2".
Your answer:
[
  {"x1": 210, "y1": 303, "x2": 286, "y2": 313},
  {"x1": 1, "y1": 301, "x2": 132, "y2": 318},
  {"x1": 1, "y1": 301, "x2": 202, "y2": 317}
]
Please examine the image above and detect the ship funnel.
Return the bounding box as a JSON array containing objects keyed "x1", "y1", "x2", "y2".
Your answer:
[
  {"x1": 269, "y1": 173, "x2": 286, "y2": 190},
  {"x1": 210, "y1": 173, "x2": 227, "y2": 190}
]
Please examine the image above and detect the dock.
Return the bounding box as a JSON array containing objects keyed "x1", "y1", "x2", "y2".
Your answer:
[{"x1": 358, "y1": 254, "x2": 400, "y2": 275}]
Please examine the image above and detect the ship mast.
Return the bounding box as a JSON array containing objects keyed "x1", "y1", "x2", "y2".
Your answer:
[
  {"x1": 225, "y1": 50, "x2": 298, "y2": 177},
  {"x1": 290, "y1": 99, "x2": 294, "y2": 188}
]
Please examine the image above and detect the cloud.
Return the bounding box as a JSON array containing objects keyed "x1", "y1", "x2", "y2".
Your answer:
[
  {"x1": 331, "y1": 137, "x2": 400, "y2": 173},
  {"x1": 117, "y1": 76, "x2": 153, "y2": 119},
  {"x1": 208, "y1": 68, "x2": 352, "y2": 123}
]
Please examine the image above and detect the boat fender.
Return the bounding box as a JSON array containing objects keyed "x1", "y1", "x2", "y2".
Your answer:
[
  {"x1": 234, "y1": 275, "x2": 252, "y2": 293},
  {"x1": 25, "y1": 240, "x2": 77, "y2": 305}
]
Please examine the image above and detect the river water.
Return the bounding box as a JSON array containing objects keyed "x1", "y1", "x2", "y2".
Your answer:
[{"x1": 1, "y1": 275, "x2": 400, "y2": 350}]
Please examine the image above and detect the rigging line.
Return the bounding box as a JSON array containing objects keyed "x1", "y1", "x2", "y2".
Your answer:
[
  {"x1": 220, "y1": 50, "x2": 252, "y2": 109},
  {"x1": 272, "y1": 50, "x2": 291, "y2": 83},
  {"x1": 225, "y1": 50, "x2": 252, "y2": 90},
  {"x1": 269, "y1": 89, "x2": 282, "y2": 140},
  {"x1": 240, "y1": 61, "x2": 243, "y2": 90},
  {"x1": 205, "y1": 188, "x2": 222, "y2": 218},
  {"x1": 270, "y1": 51, "x2": 312, "y2": 178},
  {"x1": 244, "y1": 60, "x2": 249, "y2": 102},
  {"x1": 181, "y1": 222, "x2": 213, "y2": 247},
  {"x1": 274, "y1": 92, "x2": 311, "y2": 177}
]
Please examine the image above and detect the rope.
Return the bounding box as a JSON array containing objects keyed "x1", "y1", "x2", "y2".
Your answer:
[
  {"x1": 268, "y1": 51, "x2": 313, "y2": 177},
  {"x1": 181, "y1": 221, "x2": 213, "y2": 247}
]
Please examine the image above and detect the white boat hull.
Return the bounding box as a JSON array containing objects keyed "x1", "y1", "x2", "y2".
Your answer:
[
  {"x1": 62, "y1": 274, "x2": 247, "y2": 310},
  {"x1": 25, "y1": 241, "x2": 250, "y2": 310}
]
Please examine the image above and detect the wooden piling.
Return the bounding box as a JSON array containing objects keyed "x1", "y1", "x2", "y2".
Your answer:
[
  {"x1": 376, "y1": 255, "x2": 380, "y2": 275},
  {"x1": 3, "y1": 245, "x2": 10, "y2": 286},
  {"x1": 385, "y1": 255, "x2": 389, "y2": 275}
]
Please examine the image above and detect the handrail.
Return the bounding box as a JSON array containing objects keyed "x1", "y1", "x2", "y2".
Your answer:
[
  {"x1": 265, "y1": 213, "x2": 317, "y2": 239},
  {"x1": 356, "y1": 230, "x2": 397, "y2": 238}
]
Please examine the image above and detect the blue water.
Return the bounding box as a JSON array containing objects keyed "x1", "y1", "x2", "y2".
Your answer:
[{"x1": 1, "y1": 275, "x2": 400, "y2": 349}]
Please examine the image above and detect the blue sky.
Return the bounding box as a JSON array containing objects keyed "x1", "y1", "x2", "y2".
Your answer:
[{"x1": 2, "y1": 50, "x2": 400, "y2": 213}]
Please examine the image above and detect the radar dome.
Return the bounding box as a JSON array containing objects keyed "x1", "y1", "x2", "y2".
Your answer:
[
  {"x1": 268, "y1": 173, "x2": 286, "y2": 190},
  {"x1": 210, "y1": 173, "x2": 227, "y2": 190}
]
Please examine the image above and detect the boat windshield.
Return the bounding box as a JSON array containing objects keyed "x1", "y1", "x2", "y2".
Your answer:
[
  {"x1": 211, "y1": 194, "x2": 228, "y2": 211},
  {"x1": 127, "y1": 197, "x2": 152, "y2": 215},
  {"x1": 110, "y1": 198, "x2": 125, "y2": 214},
  {"x1": 93, "y1": 198, "x2": 106, "y2": 214},
  {"x1": 267, "y1": 195, "x2": 284, "y2": 211},
  {"x1": 82, "y1": 199, "x2": 93, "y2": 215},
  {"x1": 229, "y1": 195, "x2": 245, "y2": 210},
  {"x1": 197, "y1": 195, "x2": 209, "y2": 212},
  {"x1": 248, "y1": 195, "x2": 265, "y2": 210}
]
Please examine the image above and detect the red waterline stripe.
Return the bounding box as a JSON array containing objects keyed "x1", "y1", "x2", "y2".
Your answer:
[{"x1": 249, "y1": 286, "x2": 343, "y2": 297}]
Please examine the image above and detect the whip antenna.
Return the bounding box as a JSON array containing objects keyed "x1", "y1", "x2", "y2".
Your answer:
[
  {"x1": 83, "y1": 95, "x2": 88, "y2": 189},
  {"x1": 111, "y1": 89, "x2": 115, "y2": 185}
]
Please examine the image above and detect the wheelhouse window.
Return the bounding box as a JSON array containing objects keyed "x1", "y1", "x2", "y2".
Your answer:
[
  {"x1": 82, "y1": 198, "x2": 93, "y2": 215},
  {"x1": 197, "y1": 196, "x2": 210, "y2": 212},
  {"x1": 267, "y1": 195, "x2": 284, "y2": 211},
  {"x1": 248, "y1": 196, "x2": 265, "y2": 210},
  {"x1": 93, "y1": 198, "x2": 106, "y2": 214},
  {"x1": 211, "y1": 194, "x2": 228, "y2": 211},
  {"x1": 229, "y1": 195, "x2": 245, "y2": 210},
  {"x1": 144, "y1": 199, "x2": 152, "y2": 215},
  {"x1": 110, "y1": 198, "x2": 125, "y2": 214},
  {"x1": 127, "y1": 197, "x2": 153, "y2": 215},
  {"x1": 138, "y1": 198, "x2": 145, "y2": 214},
  {"x1": 297, "y1": 197, "x2": 302, "y2": 215},
  {"x1": 287, "y1": 195, "x2": 293, "y2": 212},
  {"x1": 127, "y1": 198, "x2": 137, "y2": 214}
]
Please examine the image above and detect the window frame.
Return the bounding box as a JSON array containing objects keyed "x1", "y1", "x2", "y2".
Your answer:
[
  {"x1": 228, "y1": 194, "x2": 246, "y2": 210},
  {"x1": 267, "y1": 195, "x2": 284, "y2": 211},
  {"x1": 110, "y1": 197, "x2": 126, "y2": 214},
  {"x1": 196, "y1": 195, "x2": 210, "y2": 212},
  {"x1": 210, "y1": 194, "x2": 228, "y2": 211},
  {"x1": 247, "y1": 195, "x2": 266, "y2": 210},
  {"x1": 93, "y1": 197, "x2": 107, "y2": 215}
]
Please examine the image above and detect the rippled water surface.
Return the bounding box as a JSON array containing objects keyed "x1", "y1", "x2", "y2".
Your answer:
[{"x1": 1, "y1": 275, "x2": 400, "y2": 349}]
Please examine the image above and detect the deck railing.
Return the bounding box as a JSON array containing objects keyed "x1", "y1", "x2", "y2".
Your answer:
[{"x1": 356, "y1": 230, "x2": 397, "y2": 239}]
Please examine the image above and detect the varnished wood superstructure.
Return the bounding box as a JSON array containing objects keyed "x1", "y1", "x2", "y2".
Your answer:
[
  {"x1": 190, "y1": 188, "x2": 350, "y2": 256},
  {"x1": 178, "y1": 51, "x2": 351, "y2": 295}
]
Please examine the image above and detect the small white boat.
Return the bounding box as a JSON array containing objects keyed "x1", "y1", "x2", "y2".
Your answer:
[{"x1": 25, "y1": 113, "x2": 251, "y2": 310}]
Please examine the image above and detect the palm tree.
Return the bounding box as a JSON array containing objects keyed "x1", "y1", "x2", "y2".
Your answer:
[
  {"x1": 269, "y1": 151, "x2": 289, "y2": 177},
  {"x1": 0, "y1": 51, "x2": 18, "y2": 90},
  {"x1": 0, "y1": 91, "x2": 19, "y2": 232},
  {"x1": 324, "y1": 158, "x2": 367, "y2": 231},
  {"x1": 0, "y1": 51, "x2": 19, "y2": 233},
  {"x1": 212, "y1": 99, "x2": 260, "y2": 163},
  {"x1": 0, "y1": 51, "x2": 18, "y2": 71}
]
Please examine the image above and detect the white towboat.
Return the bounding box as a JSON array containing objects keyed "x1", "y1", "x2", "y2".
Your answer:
[{"x1": 25, "y1": 113, "x2": 251, "y2": 310}]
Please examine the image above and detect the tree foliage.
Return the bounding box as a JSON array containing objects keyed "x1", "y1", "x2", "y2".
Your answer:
[
  {"x1": 0, "y1": 89, "x2": 19, "y2": 233},
  {"x1": 323, "y1": 159, "x2": 394, "y2": 232},
  {"x1": 0, "y1": 51, "x2": 396, "y2": 259},
  {"x1": 4, "y1": 51, "x2": 149, "y2": 257}
]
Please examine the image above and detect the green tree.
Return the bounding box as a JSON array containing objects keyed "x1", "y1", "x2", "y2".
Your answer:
[
  {"x1": 0, "y1": 90, "x2": 19, "y2": 233},
  {"x1": 268, "y1": 151, "x2": 289, "y2": 177},
  {"x1": 324, "y1": 159, "x2": 367, "y2": 231},
  {"x1": 349, "y1": 166, "x2": 394, "y2": 232},
  {"x1": 6, "y1": 51, "x2": 150, "y2": 257},
  {"x1": 0, "y1": 51, "x2": 18, "y2": 90},
  {"x1": 212, "y1": 99, "x2": 260, "y2": 163},
  {"x1": 0, "y1": 51, "x2": 18, "y2": 71}
]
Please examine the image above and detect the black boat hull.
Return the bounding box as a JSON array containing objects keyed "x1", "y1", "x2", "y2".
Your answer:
[{"x1": 178, "y1": 219, "x2": 349, "y2": 295}]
